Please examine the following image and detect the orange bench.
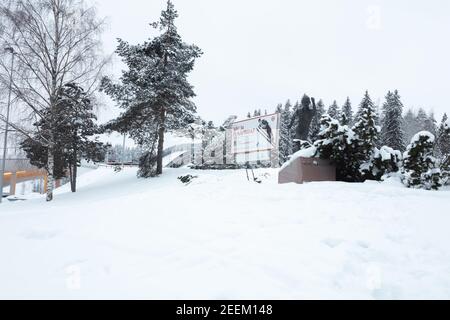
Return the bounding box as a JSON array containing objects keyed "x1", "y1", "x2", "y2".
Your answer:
[{"x1": 3, "y1": 170, "x2": 47, "y2": 195}]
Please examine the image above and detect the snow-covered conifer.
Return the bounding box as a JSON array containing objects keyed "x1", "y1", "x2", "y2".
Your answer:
[
  {"x1": 415, "y1": 108, "x2": 428, "y2": 130},
  {"x1": 309, "y1": 99, "x2": 326, "y2": 142},
  {"x1": 436, "y1": 115, "x2": 450, "y2": 185},
  {"x1": 101, "y1": 1, "x2": 202, "y2": 177},
  {"x1": 279, "y1": 101, "x2": 293, "y2": 164},
  {"x1": 22, "y1": 83, "x2": 107, "y2": 192},
  {"x1": 341, "y1": 97, "x2": 353, "y2": 126},
  {"x1": 353, "y1": 91, "x2": 379, "y2": 163},
  {"x1": 314, "y1": 115, "x2": 360, "y2": 181},
  {"x1": 403, "y1": 132, "x2": 441, "y2": 190},
  {"x1": 437, "y1": 114, "x2": 450, "y2": 157},
  {"x1": 381, "y1": 90, "x2": 406, "y2": 151},
  {"x1": 327, "y1": 100, "x2": 340, "y2": 120},
  {"x1": 423, "y1": 112, "x2": 437, "y2": 135},
  {"x1": 360, "y1": 146, "x2": 402, "y2": 181},
  {"x1": 403, "y1": 108, "x2": 419, "y2": 144}
]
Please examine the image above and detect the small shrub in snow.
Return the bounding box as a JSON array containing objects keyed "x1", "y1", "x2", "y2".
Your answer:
[
  {"x1": 402, "y1": 131, "x2": 442, "y2": 190},
  {"x1": 294, "y1": 140, "x2": 313, "y2": 151},
  {"x1": 360, "y1": 146, "x2": 402, "y2": 181},
  {"x1": 178, "y1": 174, "x2": 198, "y2": 185}
]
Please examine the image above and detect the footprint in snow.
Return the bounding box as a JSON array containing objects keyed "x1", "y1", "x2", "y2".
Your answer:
[
  {"x1": 357, "y1": 241, "x2": 370, "y2": 249},
  {"x1": 322, "y1": 238, "x2": 344, "y2": 249},
  {"x1": 21, "y1": 229, "x2": 59, "y2": 240}
]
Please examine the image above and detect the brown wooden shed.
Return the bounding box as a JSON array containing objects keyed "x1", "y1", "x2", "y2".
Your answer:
[{"x1": 279, "y1": 157, "x2": 336, "y2": 184}]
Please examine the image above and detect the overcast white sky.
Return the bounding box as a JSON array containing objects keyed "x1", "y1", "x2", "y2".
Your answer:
[{"x1": 95, "y1": 0, "x2": 450, "y2": 126}]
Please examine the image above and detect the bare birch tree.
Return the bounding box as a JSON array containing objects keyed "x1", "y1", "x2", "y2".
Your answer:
[{"x1": 0, "y1": 0, "x2": 108, "y2": 201}]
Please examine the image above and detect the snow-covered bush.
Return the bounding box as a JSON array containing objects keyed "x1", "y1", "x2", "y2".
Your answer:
[
  {"x1": 295, "y1": 140, "x2": 313, "y2": 151},
  {"x1": 360, "y1": 146, "x2": 402, "y2": 181},
  {"x1": 436, "y1": 117, "x2": 450, "y2": 185},
  {"x1": 441, "y1": 155, "x2": 450, "y2": 186},
  {"x1": 178, "y1": 174, "x2": 198, "y2": 185},
  {"x1": 314, "y1": 115, "x2": 360, "y2": 182},
  {"x1": 138, "y1": 152, "x2": 158, "y2": 178},
  {"x1": 402, "y1": 132, "x2": 442, "y2": 190}
]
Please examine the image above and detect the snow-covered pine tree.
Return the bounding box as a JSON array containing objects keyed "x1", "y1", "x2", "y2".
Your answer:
[
  {"x1": 101, "y1": 1, "x2": 202, "y2": 177},
  {"x1": 328, "y1": 100, "x2": 340, "y2": 120},
  {"x1": 381, "y1": 90, "x2": 406, "y2": 151},
  {"x1": 437, "y1": 113, "x2": 450, "y2": 157},
  {"x1": 21, "y1": 83, "x2": 107, "y2": 192},
  {"x1": 357, "y1": 91, "x2": 374, "y2": 118},
  {"x1": 403, "y1": 108, "x2": 419, "y2": 144},
  {"x1": 309, "y1": 99, "x2": 326, "y2": 142},
  {"x1": 403, "y1": 132, "x2": 442, "y2": 190},
  {"x1": 415, "y1": 108, "x2": 429, "y2": 131},
  {"x1": 352, "y1": 92, "x2": 379, "y2": 163},
  {"x1": 423, "y1": 112, "x2": 437, "y2": 135},
  {"x1": 314, "y1": 115, "x2": 360, "y2": 181},
  {"x1": 437, "y1": 114, "x2": 450, "y2": 185},
  {"x1": 288, "y1": 100, "x2": 298, "y2": 142},
  {"x1": 341, "y1": 97, "x2": 353, "y2": 126},
  {"x1": 279, "y1": 101, "x2": 293, "y2": 164}
]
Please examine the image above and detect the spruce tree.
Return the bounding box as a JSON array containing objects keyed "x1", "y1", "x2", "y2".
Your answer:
[
  {"x1": 437, "y1": 113, "x2": 450, "y2": 157},
  {"x1": 289, "y1": 100, "x2": 297, "y2": 141},
  {"x1": 353, "y1": 92, "x2": 379, "y2": 162},
  {"x1": 328, "y1": 100, "x2": 340, "y2": 120},
  {"x1": 423, "y1": 112, "x2": 437, "y2": 135},
  {"x1": 279, "y1": 101, "x2": 293, "y2": 163},
  {"x1": 341, "y1": 97, "x2": 353, "y2": 126},
  {"x1": 275, "y1": 104, "x2": 282, "y2": 113},
  {"x1": 22, "y1": 83, "x2": 107, "y2": 192},
  {"x1": 415, "y1": 108, "x2": 429, "y2": 131},
  {"x1": 101, "y1": 1, "x2": 202, "y2": 176},
  {"x1": 437, "y1": 114, "x2": 450, "y2": 185},
  {"x1": 403, "y1": 132, "x2": 441, "y2": 190},
  {"x1": 309, "y1": 99, "x2": 326, "y2": 142},
  {"x1": 381, "y1": 90, "x2": 406, "y2": 151},
  {"x1": 403, "y1": 108, "x2": 418, "y2": 144}
]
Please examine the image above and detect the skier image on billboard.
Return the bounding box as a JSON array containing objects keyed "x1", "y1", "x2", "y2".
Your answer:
[{"x1": 258, "y1": 119, "x2": 273, "y2": 143}]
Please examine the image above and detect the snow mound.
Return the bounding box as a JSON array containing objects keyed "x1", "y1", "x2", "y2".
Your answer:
[
  {"x1": 281, "y1": 147, "x2": 317, "y2": 170},
  {"x1": 1, "y1": 167, "x2": 450, "y2": 299}
]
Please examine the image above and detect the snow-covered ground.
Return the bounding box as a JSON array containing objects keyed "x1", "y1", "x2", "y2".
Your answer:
[{"x1": 0, "y1": 167, "x2": 449, "y2": 299}]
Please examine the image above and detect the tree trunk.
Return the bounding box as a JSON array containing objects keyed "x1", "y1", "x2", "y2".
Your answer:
[
  {"x1": 72, "y1": 163, "x2": 77, "y2": 193},
  {"x1": 46, "y1": 148, "x2": 54, "y2": 202},
  {"x1": 70, "y1": 146, "x2": 77, "y2": 193},
  {"x1": 69, "y1": 164, "x2": 73, "y2": 191},
  {"x1": 156, "y1": 108, "x2": 166, "y2": 175}
]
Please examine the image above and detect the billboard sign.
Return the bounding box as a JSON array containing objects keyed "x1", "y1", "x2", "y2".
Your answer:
[{"x1": 231, "y1": 113, "x2": 280, "y2": 163}]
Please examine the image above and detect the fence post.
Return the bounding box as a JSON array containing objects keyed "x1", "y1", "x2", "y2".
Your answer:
[{"x1": 9, "y1": 172, "x2": 17, "y2": 196}]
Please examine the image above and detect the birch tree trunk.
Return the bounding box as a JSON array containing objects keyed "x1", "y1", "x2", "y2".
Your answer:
[{"x1": 46, "y1": 148, "x2": 54, "y2": 202}]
